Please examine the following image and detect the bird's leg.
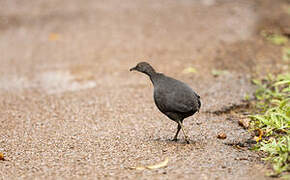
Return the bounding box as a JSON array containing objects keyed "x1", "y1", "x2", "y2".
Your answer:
[
  {"x1": 172, "y1": 124, "x2": 181, "y2": 141},
  {"x1": 177, "y1": 120, "x2": 190, "y2": 144}
]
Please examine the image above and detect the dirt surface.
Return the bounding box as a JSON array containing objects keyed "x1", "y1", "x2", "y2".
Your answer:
[{"x1": 0, "y1": 0, "x2": 289, "y2": 179}]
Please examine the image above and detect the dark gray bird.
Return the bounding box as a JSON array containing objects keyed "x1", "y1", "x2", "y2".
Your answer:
[{"x1": 130, "y1": 62, "x2": 201, "y2": 143}]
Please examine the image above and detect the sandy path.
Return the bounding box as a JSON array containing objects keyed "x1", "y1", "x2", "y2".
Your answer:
[{"x1": 0, "y1": 0, "x2": 287, "y2": 179}]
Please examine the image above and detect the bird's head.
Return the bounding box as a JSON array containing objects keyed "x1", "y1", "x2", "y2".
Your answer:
[{"x1": 130, "y1": 62, "x2": 156, "y2": 76}]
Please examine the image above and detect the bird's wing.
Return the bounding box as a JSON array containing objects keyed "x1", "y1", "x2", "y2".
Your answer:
[
  {"x1": 167, "y1": 90, "x2": 195, "y2": 113},
  {"x1": 154, "y1": 87, "x2": 194, "y2": 113}
]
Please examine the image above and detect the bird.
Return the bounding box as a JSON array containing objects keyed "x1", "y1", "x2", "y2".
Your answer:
[{"x1": 130, "y1": 62, "x2": 201, "y2": 143}]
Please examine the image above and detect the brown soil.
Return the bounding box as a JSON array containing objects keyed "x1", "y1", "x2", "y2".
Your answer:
[{"x1": 0, "y1": 0, "x2": 289, "y2": 179}]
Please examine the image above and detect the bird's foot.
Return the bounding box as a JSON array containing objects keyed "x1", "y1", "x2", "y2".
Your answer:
[
  {"x1": 172, "y1": 138, "x2": 178, "y2": 142},
  {"x1": 184, "y1": 137, "x2": 190, "y2": 144}
]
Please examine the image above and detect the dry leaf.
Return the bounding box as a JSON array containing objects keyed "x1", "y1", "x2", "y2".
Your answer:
[
  {"x1": 146, "y1": 158, "x2": 169, "y2": 169},
  {"x1": 211, "y1": 69, "x2": 229, "y2": 77},
  {"x1": 182, "y1": 67, "x2": 196, "y2": 74},
  {"x1": 132, "y1": 166, "x2": 146, "y2": 170},
  {"x1": 255, "y1": 129, "x2": 264, "y2": 142},
  {"x1": 261, "y1": 31, "x2": 288, "y2": 45},
  {"x1": 282, "y1": 47, "x2": 290, "y2": 62},
  {"x1": 0, "y1": 152, "x2": 4, "y2": 160},
  {"x1": 49, "y1": 33, "x2": 60, "y2": 41},
  {"x1": 129, "y1": 158, "x2": 169, "y2": 170}
]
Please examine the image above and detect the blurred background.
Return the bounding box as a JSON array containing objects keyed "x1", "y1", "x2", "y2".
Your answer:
[{"x1": 0, "y1": 0, "x2": 288, "y2": 94}]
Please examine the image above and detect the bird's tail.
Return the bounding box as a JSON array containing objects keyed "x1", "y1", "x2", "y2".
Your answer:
[{"x1": 197, "y1": 98, "x2": 201, "y2": 112}]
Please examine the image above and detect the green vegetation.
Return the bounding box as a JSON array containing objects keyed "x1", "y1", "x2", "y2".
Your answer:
[
  {"x1": 211, "y1": 69, "x2": 229, "y2": 77},
  {"x1": 282, "y1": 47, "x2": 290, "y2": 62},
  {"x1": 250, "y1": 73, "x2": 290, "y2": 176},
  {"x1": 261, "y1": 31, "x2": 288, "y2": 46}
]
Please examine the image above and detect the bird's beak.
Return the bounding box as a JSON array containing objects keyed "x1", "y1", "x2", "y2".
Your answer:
[{"x1": 130, "y1": 66, "x2": 137, "y2": 71}]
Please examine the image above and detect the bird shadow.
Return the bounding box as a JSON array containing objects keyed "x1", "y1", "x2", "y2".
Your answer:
[{"x1": 152, "y1": 138, "x2": 198, "y2": 145}]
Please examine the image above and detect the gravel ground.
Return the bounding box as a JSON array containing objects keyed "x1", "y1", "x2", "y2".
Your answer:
[{"x1": 0, "y1": 0, "x2": 288, "y2": 179}]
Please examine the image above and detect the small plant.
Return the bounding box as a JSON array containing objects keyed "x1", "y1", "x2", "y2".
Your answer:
[
  {"x1": 282, "y1": 47, "x2": 290, "y2": 62},
  {"x1": 261, "y1": 31, "x2": 288, "y2": 46},
  {"x1": 250, "y1": 73, "x2": 290, "y2": 176}
]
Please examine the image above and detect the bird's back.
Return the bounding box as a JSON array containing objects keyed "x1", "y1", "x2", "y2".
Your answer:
[{"x1": 152, "y1": 74, "x2": 200, "y2": 120}]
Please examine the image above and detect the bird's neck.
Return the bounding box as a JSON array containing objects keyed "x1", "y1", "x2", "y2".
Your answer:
[
  {"x1": 144, "y1": 67, "x2": 156, "y2": 78},
  {"x1": 146, "y1": 70, "x2": 156, "y2": 77},
  {"x1": 149, "y1": 72, "x2": 160, "y2": 85}
]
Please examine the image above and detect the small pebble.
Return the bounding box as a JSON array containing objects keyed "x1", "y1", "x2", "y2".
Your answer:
[
  {"x1": 238, "y1": 119, "x2": 250, "y2": 129},
  {"x1": 217, "y1": 132, "x2": 227, "y2": 139},
  {"x1": 0, "y1": 152, "x2": 4, "y2": 160}
]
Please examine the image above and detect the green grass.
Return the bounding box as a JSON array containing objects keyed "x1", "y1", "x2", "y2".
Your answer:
[
  {"x1": 282, "y1": 47, "x2": 290, "y2": 62},
  {"x1": 261, "y1": 31, "x2": 288, "y2": 46},
  {"x1": 250, "y1": 73, "x2": 290, "y2": 177}
]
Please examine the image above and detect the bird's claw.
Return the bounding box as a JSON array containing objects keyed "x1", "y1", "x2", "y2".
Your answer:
[
  {"x1": 172, "y1": 138, "x2": 178, "y2": 142},
  {"x1": 184, "y1": 136, "x2": 190, "y2": 144}
]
